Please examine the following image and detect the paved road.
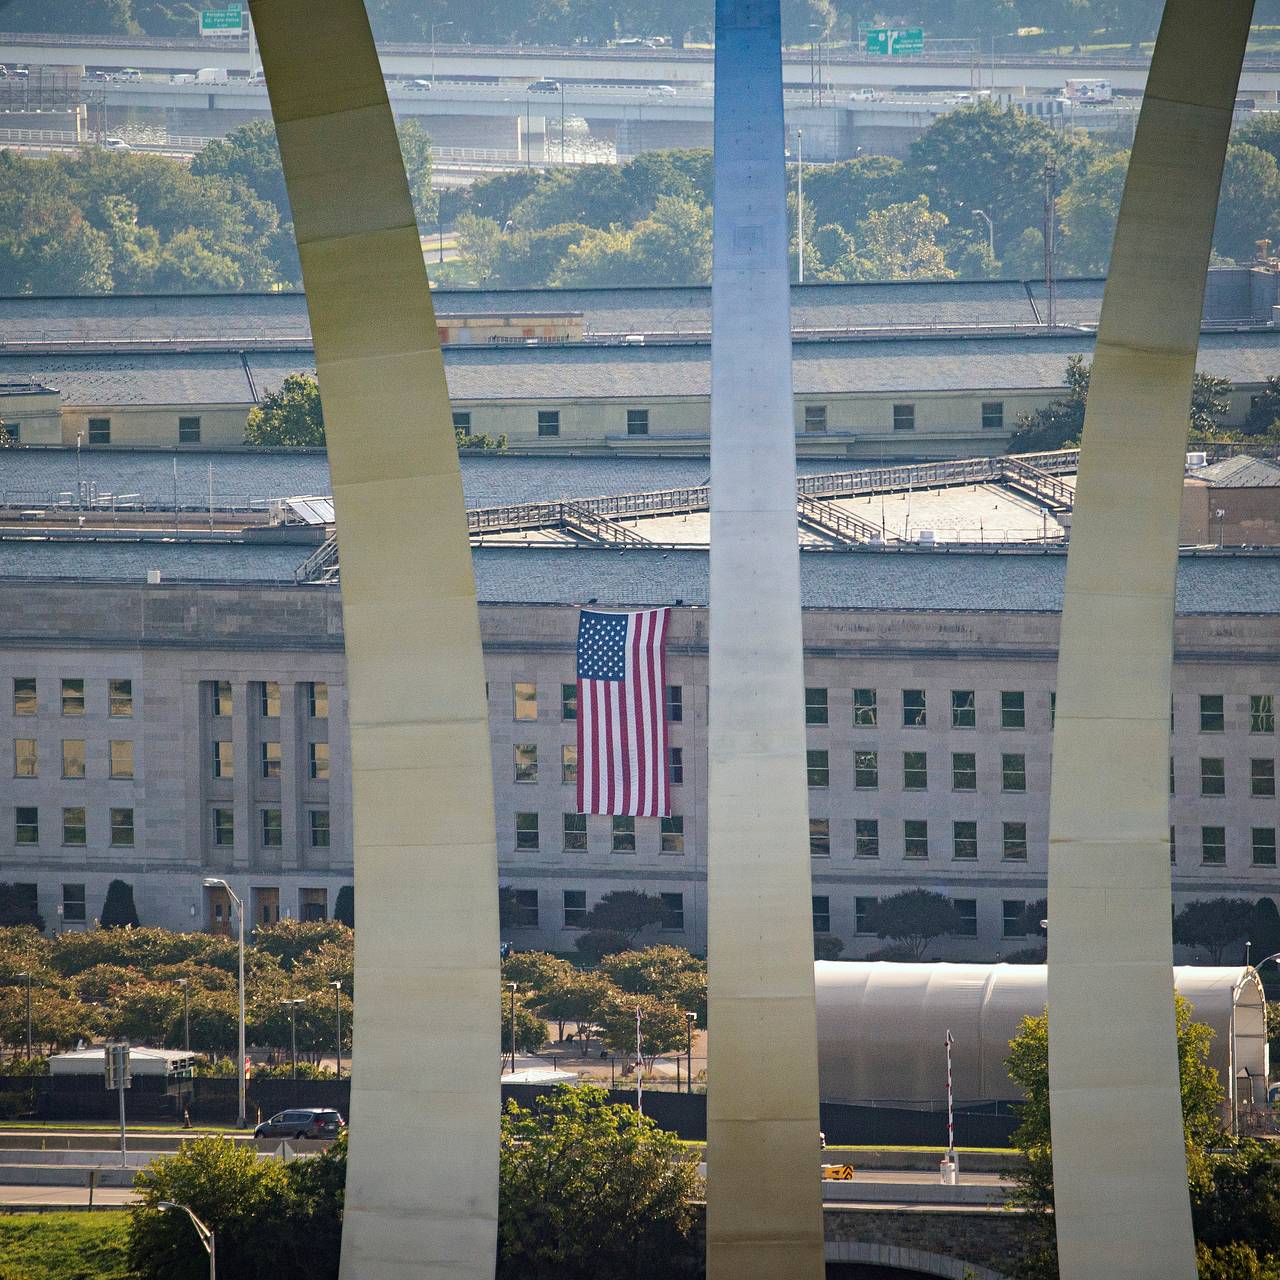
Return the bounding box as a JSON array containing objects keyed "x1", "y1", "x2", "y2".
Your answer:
[{"x1": 0, "y1": 1184, "x2": 137, "y2": 1207}]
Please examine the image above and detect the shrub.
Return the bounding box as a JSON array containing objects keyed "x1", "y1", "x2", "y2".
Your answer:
[{"x1": 100, "y1": 880, "x2": 140, "y2": 929}]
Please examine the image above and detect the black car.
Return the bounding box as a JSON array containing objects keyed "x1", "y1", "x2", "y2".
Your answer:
[{"x1": 254, "y1": 1108, "x2": 345, "y2": 1140}]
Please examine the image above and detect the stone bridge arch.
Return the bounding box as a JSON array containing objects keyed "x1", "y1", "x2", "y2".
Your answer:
[{"x1": 826, "y1": 1241, "x2": 1014, "y2": 1280}]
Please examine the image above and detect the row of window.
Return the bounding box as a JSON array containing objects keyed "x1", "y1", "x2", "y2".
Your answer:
[
  {"x1": 509, "y1": 683, "x2": 682, "y2": 724},
  {"x1": 806, "y1": 749, "x2": 1033, "y2": 792},
  {"x1": 13, "y1": 739, "x2": 134, "y2": 780},
  {"x1": 79, "y1": 417, "x2": 203, "y2": 446},
  {"x1": 807, "y1": 817, "x2": 1030, "y2": 861},
  {"x1": 1175, "y1": 757, "x2": 1276, "y2": 797},
  {"x1": 513, "y1": 744, "x2": 685, "y2": 785},
  {"x1": 8, "y1": 678, "x2": 133, "y2": 718},
  {"x1": 829, "y1": 896, "x2": 1020, "y2": 939},
  {"x1": 507, "y1": 888, "x2": 686, "y2": 930},
  {"x1": 515, "y1": 812, "x2": 685, "y2": 853},
  {"x1": 209, "y1": 681, "x2": 329, "y2": 720},
  {"x1": 209, "y1": 807, "x2": 331, "y2": 849},
  {"x1": 2, "y1": 883, "x2": 87, "y2": 922},
  {"x1": 14, "y1": 807, "x2": 135, "y2": 847},
  {"x1": 210, "y1": 740, "x2": 329, "y2": 782}
]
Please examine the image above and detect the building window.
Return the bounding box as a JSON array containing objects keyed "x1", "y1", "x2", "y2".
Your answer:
[
  {"x1": 300, "y1": 888, "x2": 327, "y2": 922},
  {"x1": 903, "y1": 751, "x2": 928, "y2": 790},
  {"x1": 1003, "y1": 900, "x2": 1027, "y2": 937},
  {"x1": 903, "y1": 689, "x2": 926, "y2": 727},
  {"x1": 951, "y1": 752, "x2": 977, "y2": 791},
  {"x1": 310, "y1": 810, "x2": 330, "y2": 848},
  {"x1": 954, "y1": 899, "x2": 979, "y2": 937},
  {"x1": 62, "y1": 807, "x2": 86, "y2": 846},
  {"x1": 62, "y1": 883, "x2": 86, "y2": 923},
  {"x1": 110, "y1": 807, "x2": 134, "y2": 847},
  {"x1": 1250, "y1": 694, "x2": 1275, "y2": 734},
  {"x1": 612, "y1": 816, "x2": 636, "y2": 853},
  {"x1": 981, "y1": 401, "x2": 1004, "y2": 431},
  {"x1": 109, "y1": 740, "x2": 134, "y2": 780},
  {"x1": 1050, "y1": 691, "x2": 1056, "y2": 728},
  {"x1": 62, "y1": 740, "x2": 85, "y2": 779},
  {"x1": 951, "y1": 690, "x2": 976, "y2": 729},
  {"x1": 855, "y1": 818, "x2": 880, "y2": 858},
  {"x1": 15, "y1": 807, "x2": 38, "y2": 845},
  {"x1": 1199, "y1": 694, "x2": 1224, "y2": 733},
  {"x1": 1252, "y1": 758, "x2": 1276, "y2": 797},
  {"x1": 669, "y1": 746, "x2": 684, "y2": 786},
  {"x1": 1000, "y1": 691, "x2": 1025, "y2": 730},
  {"x1": 804, "y1": 404, "x2": 828, "y2": 433},
  {"x1": 261, "y1": 741, "x2": 282, "y2": 780},
  {"x1": 807, "y1": 750, "x2": 829, "y2": 788},
  {"x1": 854, "y1": 750, "x2": 878, "y2": 789},
  {"x1": 1170, "y1": 826, "x2": 1176, "y2": 864},
  {"x1": 1201, "y1": 826, "x2": 1226, "y2": 865},
  {"x1": 892, "y1": 403, "x2": 915, "y2": 432},
  {"x1": 666, "y1": 685, "x2": 683, "y2": 722},
  {"x1": 452, "y1": 410, "x2": 471, "y2": 433},
  {"x1": 660, "y1": 815, "x2": 684, "y2": 854},
  {"x1": 953, "y1": 820, "x2": 978, "y2": 860},
  {"x1": 13, "y1": 677, "x2": 35, "y2": 716},
  {"x1": 563, "y1": 889, "x2": 587, "y2": 928},
  {"x1": 537, "y1": 409, "x2": 560, "y2": 437},
  {"x1": 309, "y1": 742, "x2": 330, "y2": 781},
  {"x1": 1200, "y1": 757, "x2": 1226, "y2": 797},
  {"x1": 853, "y1": 688, "x2": 877, "y2": 727},
  {"x1": 515, "y1": 812, "x2": 539, "y2": 851},
  {"x1": 660, "y1": 892, "x2": 684, "y2": 931},
  {"x1": 563, "y1": 813, "x2": 587, "y2": 851},
  {"x1": 308, "y1": 682, "x2": 329, "y2": 718},
  {"x1": 213, "y1": 809, "x2": 234, "y2": 846},
  {"x1": 809, "y1": 818, "x2": 830, "y2": 857},
  {"x1": 561, "y1": 745, "x2": 577, "y2": 784},
  {"x1": 1170, "y1": 756, "x2": 1176, "y2": 796},
  {"x1": 213, "y1": 681, "x2": 232, "y2": 717},
  {"x1": 1002, "y1": 753, "x2": 1027, "y2": 792},
  {"x1": 177, "y1": 415, "x2": 201, "y2": 444},
  {"x1": 855, "y1": 897, "x2": 877, "y2": 934},
  {"x1": 514, "y1": 744, "x2": 538, "y2": 783},
  {"x1": 87, "y1": 417, "x2": 111, "y2": 445},
  {"x1": 1252, "y1": 828, "x2": 1277, "y2": 867},
  {"x1": 805, "y1": 687, "x2": 829, "y2": 725},
  {"x1": 108, "y1": 679, "x2": 133, "y2": 717},
  {"x1": 61, "y1": 678, "x2": 85, "y2": 716},
  {"x1": 514, "y1": 682, "x2": 537, "y2": 721},
  {"x1": 260, "y1": 682, "x2": 281, "y2": 718},
  {"x1": 261, "y1": 809, "x2": 283, "y2": 848},
  {"x1": 14, "y1": 738, "x2": 37, "y2": 778},
  {"x1": 898, "y1": 820, "x2": 925, "y2": 860},
  {"x1": 213, "y1": 741, "x2": 233, "y2": 780},
  {"x1": 627, "y1": 408, "x2": 650, "y2": 436},
  {"x1": 812, "y1": 896, "x2": 831, "y2": 933},
  {"x1": 4, "y1": 423, "x2": 18, "y2": 442},
  {"x1": 1002, "y1": 821, "x2": 1028, "y2": 861},
  {"x1": 561, "y1": 684, "x2": 577, "y2": 721}
]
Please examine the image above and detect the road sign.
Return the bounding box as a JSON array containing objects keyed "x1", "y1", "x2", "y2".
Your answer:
[
  {"x1": 199, "y1": 5, "x2": 243, "y2": 35},
  {"x1": 104, "y1": 1043, "x2": 131, "y2": 1089},
  {"x1": 865, "y1": 27, "x2": 925, "y2": 55}
]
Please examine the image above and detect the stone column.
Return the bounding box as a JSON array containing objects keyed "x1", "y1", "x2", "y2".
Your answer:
[
  {"x1": 248, "y1": 2, "x2": 499, "y2": 1277},
  {"x1": 705, "y1": 0, "x2": 825, "y2": 1276},
  {"x1": 1046, "y1": 4, "x2": 1253, "y2": 1279}
]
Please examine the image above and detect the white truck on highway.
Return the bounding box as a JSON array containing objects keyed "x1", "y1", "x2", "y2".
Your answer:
[
  {"x1": 1063, "y1": 78, "x2": 1112, "y2": 103},
  {"x1": 195, "y1": 67, "x2": 230, "y2": 85}
]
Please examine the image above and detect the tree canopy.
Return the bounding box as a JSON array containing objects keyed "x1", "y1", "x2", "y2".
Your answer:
[
  {"x1": 1173, "y1": 898, "x2": 1257, "y2": 966},
  {"x1": 865, "y1": 889, "x2": 959, "y2": 960}
]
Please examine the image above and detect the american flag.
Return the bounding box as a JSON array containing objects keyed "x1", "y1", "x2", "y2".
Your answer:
[{"x1": 576, "y1": 607, "x2": 671, "y2": 817}]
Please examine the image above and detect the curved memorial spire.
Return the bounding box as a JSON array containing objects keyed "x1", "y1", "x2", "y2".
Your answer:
[{"x1": 247, "y1": 1, "x2": 500, "y2": 1276}]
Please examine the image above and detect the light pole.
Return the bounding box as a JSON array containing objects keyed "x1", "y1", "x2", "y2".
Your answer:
[
  {"x1": 281, "y1": 998, "x2": 305, "y2": 1080},
  {"x1": 684, "y1": 1010, "x2": 696, "y2": 1094},
  {"x1": 202, "y1": 879, "x2": 245, "y2": 1128},
  {"x1": 796, "y1": 127, "x2": 804, "y2": 283},
  {"x1": 159, "y1": 1201, "x2": 215, "y2": 1280},
  {"x1": 329, "y1": 981, "x2": 342, "y2": 1080},
  {"x1": 15, "y1": 972, "x2": 31, "y2": 1058},
  {"x1": 430, "y1": 21, "x2": 452, "y2": 86},
  {"x1": 177, "y1": 978, "x2": 190, "y2": 1052},
  {"x1": 506, "y1": 982, "x2": 518, "y2": 1074},
  {"x1": 75, "y1": 432, "x2": 83, "y2": 508},
  {"x1": 972, "y1": 207, "x2": 995, "y2": 260},
  {"x1": 559, "y1": 80, "x2": 566, "y2": 165}
]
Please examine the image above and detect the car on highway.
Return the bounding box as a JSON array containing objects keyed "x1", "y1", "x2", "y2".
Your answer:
[
  {"x1": 409, "y1": 78, "x2": 433, "y2": 90},
  {"x1": 527, "y1": 78, "x2": 561, "y2": 92},
  {"x1": 254, "y1": 1108, "x2": 345, "y2": 1140},
  {"x1": 647, "y1": 83, "x2": 677, "y2": 96},
  {"x1": 102, "y1": 138, "x2": 132, "y2": 151}
]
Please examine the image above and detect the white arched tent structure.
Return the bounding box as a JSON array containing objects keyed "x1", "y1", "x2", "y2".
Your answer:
[{"x1": 815, "y1": 963, "x2": 1267, "y2": 1111}]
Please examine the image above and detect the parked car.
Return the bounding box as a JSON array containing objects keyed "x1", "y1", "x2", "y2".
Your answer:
[
  {"x1": 102, "y1": 138, "x2": 132, "y2": 151},
  {"x1": 254, "y1": 1108, "x2": 345, "y2": 1140},
  {"x1": 528, "y1": 78, "x2": 561, "y2": 92}
]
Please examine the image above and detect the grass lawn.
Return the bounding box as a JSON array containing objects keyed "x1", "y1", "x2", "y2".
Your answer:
[{"x1": 0, "y1": 1213, "x2": 134, "y2": 1280}]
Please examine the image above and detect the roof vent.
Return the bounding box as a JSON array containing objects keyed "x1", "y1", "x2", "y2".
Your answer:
[
  {"x1": 146, "y1": 569, "x2": 161, "y2": 584},
  {"x1": 1186, "y1": 451, "x2": 1208, "y2": 469},
  {"x1": 916, "y1": 529, "x2": 936, "y2": 546}
]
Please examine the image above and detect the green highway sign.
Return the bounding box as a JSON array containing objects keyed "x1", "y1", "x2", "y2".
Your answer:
[
  {"x1": 199, "y1": 5, "x2": 243, "y2": 34},
  {"x1": 865, "y1": 26, "x2": 925, "y2": 55}
]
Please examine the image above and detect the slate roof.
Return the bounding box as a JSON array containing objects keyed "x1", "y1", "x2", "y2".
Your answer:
[
  {"x1": 0, "y1": 353, "x2": 250, "y2": 407},
  {"x1": 1193, "y1": 454, "x2": 1280, "y2": 487}
]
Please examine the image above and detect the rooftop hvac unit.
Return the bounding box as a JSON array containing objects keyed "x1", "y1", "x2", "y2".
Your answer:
[
  {"x1": 1186, "y1": 451, "x2": 1209, "y2": 469},
  {"x1": 916, "y1": 529, "x2": 935, "y2": 545},
  {"x1": 146, "y1": 569, "x2": 161, "y2": 584}
]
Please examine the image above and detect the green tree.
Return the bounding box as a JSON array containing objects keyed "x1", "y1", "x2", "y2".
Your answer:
[
  {"x1": 501, "y1": 950, "x2": 575, "y2": 999},
  {"x1": 1007, "y1": 353, "x2": 1093, "y2": 452},
  {"x1": 1243, "y1": 376, "x2": 1280, "y2": 436},
  {"x1": 1194, "y1": 1139, "x2": 1280, "y2": 1263},
  {"x1": 493, "y1": 222, "x2": 594, "y2": 287},
  {"x1": 396, "y1": 118, "x2": 439, "y2": 232},
  {"x1": 1174, "y1": 898, "x2": 1256, "y2": 965},
  {"x1": 245, "y1": 372, "x2": 325, "y2": 447},
  {"x1": 498, "y1": 1085, "x2": 701, "y2": 1279},
  {"x1": 865, "y1": 889, "x2": 959, "y2": 961},
  {"x1": 1214, "y1": 143, "x2": 1280, "y2": 263},
  {"x1": 0, "y1": 884, "x2": 44, "y2": 931},
  {"x1": 332, "y1": 886, "x2": 354, "y2": 929},
  {"x1": 251, "y1": 920, "x2": 352, "y2": 971},
  {"x1": 501, "y1": 987, "x2": 548, "y2": 1055},
  {"x1": 814, "y1": 933, "x2": 845, "y2": 960},
  {"x1": 530, "y1": 968, "x2": 615, "y2": 1044},
  {"x1": 802, "y1": 154, "x2": 906, "y2": 232},
  {"x1": 1058, "y1": 149, "x2": 1128, "y2": 275},
  {"x1": 1189, "y1": 373, "x2": 1234, "y2": 442},
  {"x1": 100, "y1": 880, "x2": 140, "y2": 930},
  {"x1": 848, "y1": 196, "x2": 955, "y2": 281},
  {"x1": 599, "y1": 945, "x2": 706, "y2": 1023},
  {"x1": 1195, "y1": 1242, "x2": 1280, "y2": 1280},
  {"x1": 581, "y1": 891, "x2": 670, "y2": 945},
  {"x1": 574, "y1": 929, "x2": 633, "y2": 963},
  {"x1": 550, "y1": 196, "x2": 713, "y2": 287}
]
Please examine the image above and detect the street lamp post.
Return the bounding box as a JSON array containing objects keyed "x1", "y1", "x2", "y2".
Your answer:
[
  {"x1": 202, "y1": 879, "x2": 245, "y2": 1128},
  {"x1": 796, "y1": 127, "x2": 804, "y2": 283},
  {"x1": 159, "y1": 1201, "x2": 216, "y2": 1280},
  {"x1": 559, "y1": 81, "x2": 566, "y2": 165},
  {"x1": 281, "y1": 998, "x2": 305, "y2": 1080},
  {"x1": 15, "y1": 973, "x2": 31, "y2": 1058},
  {"x1": 684, "y1": 1011, "x2": 696, "y2": 1095},
  {"x1": 506, "y1": 982, "x2": 517, "y2": 1074},
  {"x1": 972, "y1": 208, "x2": 995, "y2": 260},
  {"x1": 177, "y1": 978, "x2": 190, "y2": 1052},
  {"x1": 430, "y1": 21, "x2": 453, "y2": 86},
  {"x1": 330, "y1": 981, "x2": 342, "y2": 1080}
]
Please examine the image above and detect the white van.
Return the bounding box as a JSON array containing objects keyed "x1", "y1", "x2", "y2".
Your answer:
[{"x1": 195, "y1": 67, "x2": 230, "y2": 85}]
